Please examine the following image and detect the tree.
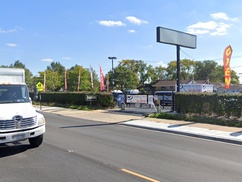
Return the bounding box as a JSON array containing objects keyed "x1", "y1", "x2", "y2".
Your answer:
[
  {"x1": 135, "y1": 60, "x2": 151, "y2": 86},
  {"x1": 193, "y1": 60, "x2": 218, "y2": 81},
  {"x1": 119, "y1": 59, "x2": 138, "y2": 72},
  {"x1": 152, "y1": 66, "x2": 168, "y2": 82},
  {"x1": 67, "y1": 65, "x2": 96, "y2": 92},
  {"x1": 231, "y1": 70, "x2": 240, "y2": 84},
  {"x1": 46, "y1": 62, "x2": 65, "y2": 91},
  {"x1": 166, "y1": 60, "x2": 177, "y2": 80},
  {"x1": 112, "y1": 65, "x2": 139, "y2": 91},
  {"x1": 47, "y1": 62, "x2": 65, "y2": 75},
  {"x1": 37, "y1": 70, "x2": 61, "y2": 91},
  {"x1": 180, "y1": 59, "x2": 195, "y2": 80},
  {"x1": 166, "y1": 59, "x2": 195, "y2": 81},
  {"x1": 119, "y1": 59, "x2": 155, "y2": 86}
]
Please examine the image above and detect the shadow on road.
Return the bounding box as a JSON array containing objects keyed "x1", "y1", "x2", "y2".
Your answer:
[
  {"x1": 60, "y1": 122, "x2": 123, "y2": 129},
  {"x1": 0, "y1": 142, "x2": 31, "y2": 158},
  {"x1": 230, "y1": 131, "x2": 242, "y2": 137},
  {"x1": 168, "y1": 122, "x2": 195, "y2": 128}
]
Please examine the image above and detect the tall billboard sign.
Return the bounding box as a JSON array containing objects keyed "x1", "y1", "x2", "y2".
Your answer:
[
  {"x1": 156, "y1": 27, "x2": 197, "y2": 93},
  {"x1": 156, "y1": 26, "x2": 197, "y2": 48}
]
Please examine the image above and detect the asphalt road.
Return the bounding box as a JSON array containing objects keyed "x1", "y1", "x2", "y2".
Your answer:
[{"x1": 1, "y1": 112, "x2": 242, "y2": 182}]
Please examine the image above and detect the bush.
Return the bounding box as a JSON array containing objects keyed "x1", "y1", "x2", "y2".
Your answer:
[{"x1": 31, "y1": 91, "x2": 114, "y2": 109}]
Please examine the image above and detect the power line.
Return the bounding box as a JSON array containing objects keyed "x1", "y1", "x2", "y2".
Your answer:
[
  {"x1": 181, "y1": 49, "x2": 242, "y2": 62},
  {"x1": 180, "y1": 49, "x2": 195, "y2": 60}
]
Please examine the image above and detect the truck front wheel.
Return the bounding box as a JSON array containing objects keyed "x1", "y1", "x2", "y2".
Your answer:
[{"x1": 29, "y1": 134, "x2": 43, "y2": 148}]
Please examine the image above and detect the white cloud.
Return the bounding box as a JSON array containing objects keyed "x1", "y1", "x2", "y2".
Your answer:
[
  {"x1": 155, "y1": 61, "x2": 168, "y2": 68},
  {"x1": 62, "y1": 56, "x2": 71, "y2": 60},
  {"x1": 42, "y1": 58, "x2": 54, "y2": 62},
  {"x1": 187, "y1": 29, "x2": 210, "y2": 35},
  {"x1": 98, "y1": 20, "x2": 126, "y2": 27},
  {"x1": 6, "y1": 43, "x2": 17, "y2": 47},
  {"x1": 188, "y1": 21, "x2": 217, "y2": 30},
  {"x1": 211, "y1": 22, "x2": 231, "y2": 35},
  {"x1": 186, "y1": 12, "x2": 239, "y2": 36},
  {"x1": 211, "y1": 12, "x2": 238, "y2": 21},
  {"x1": 187, "y1": 21, "x2": 231, "y2": 35},
  {"x1": 0, "y1": 26, "x2": 23, "y2": 33},
  {"x1": 128, "y1": 29, "x2": 135, "y2": 33},
  {"x1": 126, "y1": 16, "x2": 148, "y2": 25},
  {"x1": 0, "y1": 28, "x2": 17, "y2": 33}
]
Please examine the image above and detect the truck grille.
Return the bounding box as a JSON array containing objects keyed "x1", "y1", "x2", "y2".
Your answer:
[{"x1": 0, "y1": 116, "x2": 37, "y2": 130}]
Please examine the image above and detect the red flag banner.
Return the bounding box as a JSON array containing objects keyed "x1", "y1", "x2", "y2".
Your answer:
[
  {"x1": 100, "y1": 66, "x2": 105, "y2": 91},
  {"x1": 223, "y1": 45, "x2": 232, "y2": 89}
]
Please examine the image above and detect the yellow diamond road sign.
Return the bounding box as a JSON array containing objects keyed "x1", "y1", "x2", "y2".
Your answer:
[{"x1": 36, "y1": 82, "x2": 44, "y2": 92}]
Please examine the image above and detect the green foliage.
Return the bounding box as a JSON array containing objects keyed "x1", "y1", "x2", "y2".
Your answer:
[
  {"x1": 36, "y1": 92, "x2": 113, "y2": 108},
  {"x1": 69, "y1": 105, "x2": 91, "y2": 110},
  {"x1": 111, "y1": 65, "x2": 139, "y2": 91},
  {"x1": 67, "y1": 65, "x2": 94, "y2": 91},
  {"x1": 149, "y1": 112, "x2": 186, "y2": 120},
  {"x1": 2, "y1": 58, "x2": 240, "y2": 92},
  {"x1": 175, "y1": 93, "x2": 242, "y2": 119},
  {"x1": 194, "y1": 60, "x2": 218, "y2": 80},
  {"x1": 117, "y1": 59, "x2": 157, "y2": 88}
]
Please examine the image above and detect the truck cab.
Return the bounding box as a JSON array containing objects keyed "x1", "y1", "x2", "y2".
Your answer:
[{"x1": 0, "y1": 68, "x2": 46, "y2": 148}]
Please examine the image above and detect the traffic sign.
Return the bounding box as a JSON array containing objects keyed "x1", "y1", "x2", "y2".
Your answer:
[{"x1": 36, "y1": 82, "x2": 44, "y2": 92}]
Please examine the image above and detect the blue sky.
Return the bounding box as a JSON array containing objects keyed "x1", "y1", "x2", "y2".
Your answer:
[{"x1": 1, "y1": 0, "x2": 242, "y2": 81}]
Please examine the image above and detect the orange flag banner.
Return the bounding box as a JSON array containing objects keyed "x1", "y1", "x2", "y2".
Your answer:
[{"x1": 223, "y1": 45, "x2": 233, "y2": 89}]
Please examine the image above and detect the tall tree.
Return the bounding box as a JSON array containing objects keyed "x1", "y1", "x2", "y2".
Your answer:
[
  {"x1": 193, "y1": 60, "x2": 218, "y2": 81},
  {"x1": 211, "y1": 65, "x2": 239, "y2": 84},
  {"x1": 153, "y1": 66, "x2": 167, "y2": 82},
  {"x1": 119, "y1": 59, "x2": 138, "y2": 72},
  {"x1": 180, "y1": 59, "x2": 195, "y2": 80},
  {"x1": 166, "y1": 59, "x2": 195, "y2": 81},
  {"x1": 38, "y1": 70, "x2": 61, "y2": 91},
  {"x1": 166, "y1": 60, "x2": 177, "y2": 80},
  {"x1": 46, "y1": 62, "x2": 65, "y2": 91},
  {"x1": 47, "y1": 62, "x2": 65, "y2": 75},
  {"x1": 135, "y1": 60, "x2": 152, "y2": 86},
  {"x1": 67, "y1": 65, "x2": 90, "y2": 91},
  {"x1": 119, "y1": 59, "x2": 154, "y2": 86},
  {"x1": 112, "y1": 65, "x2": 139, "y2": 91}
]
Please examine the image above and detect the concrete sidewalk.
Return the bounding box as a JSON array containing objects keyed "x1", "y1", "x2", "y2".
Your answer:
[{"x1": 35, "y1": 106, "x2": 242, "y2": 144}]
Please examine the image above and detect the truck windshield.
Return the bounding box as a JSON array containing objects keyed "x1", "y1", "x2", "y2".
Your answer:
[{"x1": 0, "y1": 85, "x2": 30, "y2": 103}]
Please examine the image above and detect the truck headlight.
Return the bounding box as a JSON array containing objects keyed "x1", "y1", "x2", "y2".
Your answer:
[{"x1": 37, "y1": 113, "x2": 46, "y2": 126}]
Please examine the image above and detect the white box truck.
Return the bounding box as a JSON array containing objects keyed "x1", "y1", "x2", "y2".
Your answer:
[
  {"x1": 176, "y1": 84, "x2": 214, "y2": 93},
  {"x1": 0, "y1": 68, "x2": 46, "y2": 147}
]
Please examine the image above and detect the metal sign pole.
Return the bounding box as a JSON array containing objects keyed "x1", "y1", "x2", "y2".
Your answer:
[{"x1": 176, "y1": 45, "x2": 180, "y2": 93}]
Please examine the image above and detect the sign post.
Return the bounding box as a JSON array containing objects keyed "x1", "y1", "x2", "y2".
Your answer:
[
  {"x1": 156, "y1": 26, "x2": 197, "y2": 93},
  {"x1": 156, "y1": 26, "x2": 196, "y2": 112}
]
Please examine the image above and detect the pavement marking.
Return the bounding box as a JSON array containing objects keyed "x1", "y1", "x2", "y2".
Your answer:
[{"x1": 121, "y1": 168, "x2": 160, "y2": 182}]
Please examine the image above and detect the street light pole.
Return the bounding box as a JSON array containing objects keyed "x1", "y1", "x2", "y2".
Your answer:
[{"x1": 108, "y1": 56, "x2": 117, "y2": 90}]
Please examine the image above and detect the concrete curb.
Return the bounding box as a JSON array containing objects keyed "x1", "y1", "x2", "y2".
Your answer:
[{"x1": 122, "y1": 120, "x2": 242, "y2": 145}]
